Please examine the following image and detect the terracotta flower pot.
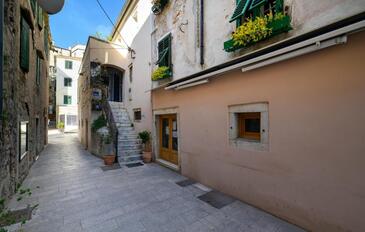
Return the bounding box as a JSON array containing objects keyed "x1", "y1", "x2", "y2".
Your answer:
[
  {"x1": 103, "y1": 155, "x2": 115, "y2": 166},
  {"x1": 143, "y1": 151, "x2": 152, "y2": 163}
]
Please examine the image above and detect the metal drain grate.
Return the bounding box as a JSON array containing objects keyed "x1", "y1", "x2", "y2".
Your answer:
[
  {"x1": 198, "y1": 190, "x2": 236, "y2": 209},
  {"x1": 176, "y1": 179, "x2": 196, "y2": 187},
  {"x1": 126, "y1": 163, "x2": 144, "y2": 168},
  {"x1": 100, "y1": 163, "x2": 121, "y2": 171}
]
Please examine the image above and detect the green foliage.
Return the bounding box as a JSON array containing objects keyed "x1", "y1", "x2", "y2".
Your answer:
[
  {"x1": 0, "y1": 186, "x2": 37, "y2": 231},
  {"x1": 57, "y1": 121, "x2": 64, "y2": 129},
  {"x1": 151, "y1": 66, "x2": 170, "y2": 81},
  {"x1": 91, "y1": 115, "x2": 107, "y2": 132},
  {"x1": 138, "y1": 131, "x2": 151, "y2": 144}
]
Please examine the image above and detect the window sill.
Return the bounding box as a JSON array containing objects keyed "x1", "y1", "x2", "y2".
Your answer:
[{"x1": 229, "y1": 138, "x2": 268, "y2": 152}]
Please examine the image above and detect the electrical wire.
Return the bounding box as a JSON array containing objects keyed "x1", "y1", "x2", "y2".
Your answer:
[{"x1": 95, "y1": 0, "x2": 131, "y2": 50}]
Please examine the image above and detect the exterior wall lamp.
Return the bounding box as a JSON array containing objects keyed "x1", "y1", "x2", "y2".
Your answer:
[{"x1": 37, "y1": 0, "x2": 65, "y2": 14}]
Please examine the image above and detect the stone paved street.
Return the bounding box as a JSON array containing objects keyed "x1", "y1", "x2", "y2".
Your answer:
[{"x1": 7, "y1": 132, "x2": 305, "y2": 232}]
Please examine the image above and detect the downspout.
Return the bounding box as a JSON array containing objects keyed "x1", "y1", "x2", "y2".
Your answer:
[
  {"x1": 199, "y1": 0, "x2": 204, "y2": 65},
  {"x1": 0, "y1": 0, "x2": 3, "y2": 115}
]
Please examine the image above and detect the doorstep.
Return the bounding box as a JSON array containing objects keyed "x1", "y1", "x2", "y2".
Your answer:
[{"x1": 156, "y1": 158, "x2": 179, "y2": 172}]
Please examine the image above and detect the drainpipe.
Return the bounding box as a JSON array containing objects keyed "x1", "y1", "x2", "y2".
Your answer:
[
  {"x1": 0, "y1": 0, "x2": 3, "y2": 116},
  {"x1": 199, "y1": 0, "x2": 204, "y2": 66}
]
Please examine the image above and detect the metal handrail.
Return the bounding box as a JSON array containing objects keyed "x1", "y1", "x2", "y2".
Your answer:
[{"x1": 102, "y1": 101, "x2": 118, "y2": 162}]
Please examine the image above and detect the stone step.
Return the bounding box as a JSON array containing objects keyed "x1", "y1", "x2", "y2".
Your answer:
[
  {"x1": 118, "y1": 136, "x2": 139, "y2": 140},
  {"x1": 118, "y1": 138, "x2": 142, "y2": 143},
  {"x1": 118, "y1": 148, "x2": 142, "y2": 154},
  {"x1": 119, "y1": 160, "x2": 144, "y2": 166},
  {"x1": 115, "y1": 123, "x2": 134, "y2": 127},
  {"x1": 119, "y1": 144, "x2": 143, "y2": 150},
  {"x1": 118, "y1": 128, "x2": 134, "y2": 132},
  {"x1": 118, "y1": 131, "x2": 137, "y2": 136},
  {"x1": 118, "y1": 154, "x2": 143, "y2": 163}
]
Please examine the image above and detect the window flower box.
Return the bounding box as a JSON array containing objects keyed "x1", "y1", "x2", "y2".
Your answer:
[{"x1": 224, "y1": 15, "x2": 292, "y2": 52}]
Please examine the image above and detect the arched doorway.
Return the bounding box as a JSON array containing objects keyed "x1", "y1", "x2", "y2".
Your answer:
[{"x1": 102, "y1": 66, "x2": 124, "y2": 102}]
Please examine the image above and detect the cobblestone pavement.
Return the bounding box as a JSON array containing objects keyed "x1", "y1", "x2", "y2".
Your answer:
[{"x1": 7, "y1": 132, "x2": 305, "y2": 232}]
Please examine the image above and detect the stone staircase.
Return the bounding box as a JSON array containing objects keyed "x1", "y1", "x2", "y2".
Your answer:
[{"x1": 108, "y1": 101, "x2": 143, "y2": 165}]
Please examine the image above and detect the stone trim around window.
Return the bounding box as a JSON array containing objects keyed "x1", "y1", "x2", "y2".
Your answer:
[{"x1": 228, "y1": 102, "x2": 269, "y2": 151}]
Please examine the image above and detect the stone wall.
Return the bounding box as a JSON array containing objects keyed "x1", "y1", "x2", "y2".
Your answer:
[{"x1": 0, "y1": 0, "x2": 49, "y2": 201}]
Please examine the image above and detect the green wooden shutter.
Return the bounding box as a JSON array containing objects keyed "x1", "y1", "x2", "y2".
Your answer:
[
  {"x1": 36, "y1": 56, "x2": 41, "y2": 85},
  {"x1": 249, "y1": 0, "x2": 267, "y2": 10},
  {"x1": 157, "y1": 34, "x2": 171, "y2": 68},
  {"x1": 44, "y1": 29, "x2": 49, "y2": 57},
  {"x1": 229, "y1": 0, "x2": 251, "y2": 23},
  {"x1": 30, "y1": 0, "x2": 36, "y2": 17},
  {"x1": 37, "y1": 5, "x2": 43, "y2": 29},
  {"x1": 275, "y1": 0, "x2": 284, "y2": 13},
  {"x1": 20, "y1": 16, "x2": 30, "y2": 72}
]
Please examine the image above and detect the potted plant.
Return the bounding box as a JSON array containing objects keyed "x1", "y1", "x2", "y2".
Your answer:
[
  {"x1": 57, "y1": 121, "x2": 64, "y2": 133},
  {"x1": 151, "y1": 66, "x2": 171, "y2": 81},
  {"x1": 102, "y1": 134, "x2": 115, "y2": 165},
  {"x1": 138, "y1": 130, "x2": 152, "y2": 163}
]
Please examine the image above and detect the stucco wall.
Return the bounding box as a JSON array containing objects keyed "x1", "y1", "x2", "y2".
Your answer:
[
  {"x1": 124, "y1": 15, "x2": 153, "y2": 134},
  {"x1": 151, "y1": 0, "x2": 365, "y2": 82},
  {"x1": 151, "y1": 31, "x2": 365, "y2": 232}
]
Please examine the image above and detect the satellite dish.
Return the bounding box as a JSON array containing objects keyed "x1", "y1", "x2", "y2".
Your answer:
[{"x1": 37, "y1": 0, "x2": 65, "y2": 14}]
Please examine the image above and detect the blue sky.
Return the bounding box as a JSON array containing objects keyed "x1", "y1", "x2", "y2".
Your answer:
[{"x1": 50, "y1": 0, "x2": 125, "y2": 48}]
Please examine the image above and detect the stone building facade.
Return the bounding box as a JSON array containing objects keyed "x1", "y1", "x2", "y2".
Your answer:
[{"x1": 0, "y1": 0, "x2": 50, "y2": 200}]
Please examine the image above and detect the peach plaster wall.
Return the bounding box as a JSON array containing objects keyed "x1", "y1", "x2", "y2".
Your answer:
[{"x1": 151, "y1": 31, "x2": 365, "y2": 232}]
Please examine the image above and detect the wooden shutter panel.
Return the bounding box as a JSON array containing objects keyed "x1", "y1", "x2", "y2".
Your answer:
[
  {"x1": 275, "y1": 0, "x2": 284, "y2": 13},
  {"x1": 20, "y1": 16, "x2": 30, "y2": 72},
  {"x1": 157, "y1": 34, "x2": 172, "y2": 68},
  {"x1": 38, "y1": 5, "x2": 43, "y2": 28},
  {"x1": 44, "y1": 29, "x2": 49, "y2": 57},
  {"x1": 229, "y1": 0, "x2": 251, "y2": 23},
  {"x1": 30, "y1": 0, "x2": 36, "y2": 17},
  {"x1": 249, "y1": 0, "x2": 267, "y2": 10}
]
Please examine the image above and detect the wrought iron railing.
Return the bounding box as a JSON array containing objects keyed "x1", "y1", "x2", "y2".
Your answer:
[{"x1": 102, "y1": 101, "x2": 118, "y2": 162}]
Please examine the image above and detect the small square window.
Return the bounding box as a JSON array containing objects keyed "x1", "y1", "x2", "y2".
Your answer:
[
  {"x1": 229, "y1": 103, "x2": 268, "y2": 151},
  {"x1": 134, "y1": 108, "x2": 142, "y2": 121},
  {"x1": 65, "y1": 60, "x2": 73, "y2": 69},
  {"x1": 63, "y1": 95, "x2": 72, "y2": 105},
  {"x1": 237, "y1": 112, "x2": 261, "y2": 141},
  {"x1": 64, "y1": 77, "x2": 72, "y2": 87}
]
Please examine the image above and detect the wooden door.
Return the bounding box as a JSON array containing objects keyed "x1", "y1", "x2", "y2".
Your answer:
[{"x1": 159, "y1": 114, "x2": 178, "y2": 165}]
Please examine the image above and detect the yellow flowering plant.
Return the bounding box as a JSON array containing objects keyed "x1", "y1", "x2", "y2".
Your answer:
[
  {"x1": 151, "y1": 66, "x2": 171, "y2": 81},
  {"x1": 232, "y1": 14, "x2": 273, "y2": 47}
]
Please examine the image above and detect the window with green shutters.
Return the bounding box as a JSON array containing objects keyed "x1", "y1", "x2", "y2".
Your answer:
[
  {"x1": 30, "y1": 0, "x2": 37, "y2": 17},
  {"x1": 157, "y1": 34, "x2": 171, "y2": 69},
  {"x1": 64, "y1": 78, "x2": 72, "y2": 87},
  {"x1": 65, "y1": 60, "x2": 73, "y2": 69},
  {"x1": 44, "y1": 29, "x2": 49, "y2": 57},
  {"x1": 64, "y1": 95, "x2": 72, "y2": 105},
  {"x1": 230, "y1": 0, "x2": 284, "y2": 26},
  {"x1": 36, "y1": 55, "x2": 41, "y2": 85},
  {"x1": 37, "y1": 4, "x2": 43, "y2": 29},
  {"x1": 20, "y1": 16, "x2": 30, "y2": 72}
]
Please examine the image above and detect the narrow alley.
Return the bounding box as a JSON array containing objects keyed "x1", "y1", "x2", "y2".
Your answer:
[{"x1": 7, "y1": 132, "x2": 304, "y2": 232}]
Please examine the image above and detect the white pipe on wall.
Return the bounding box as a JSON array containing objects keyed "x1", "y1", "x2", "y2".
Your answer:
[{"x1": 241, "y1": 35, "x2": 347, "y2": 73}]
